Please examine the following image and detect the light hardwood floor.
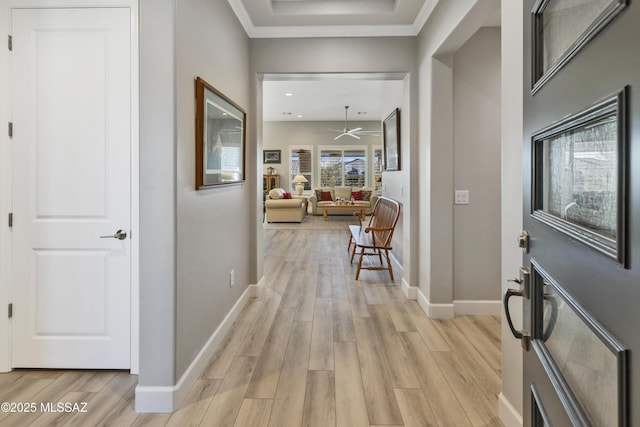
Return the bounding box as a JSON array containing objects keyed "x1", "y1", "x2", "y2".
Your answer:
[{"x1": 0, "y1": 224, "x2": 504, "y2": 427}]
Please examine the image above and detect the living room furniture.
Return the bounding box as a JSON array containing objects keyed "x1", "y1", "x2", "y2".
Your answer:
[
  {"x1": 323, "y1": 202, "x2": 366, "y2": 221},
  {"x1": 309, "y1": 186, "x2": 379, "y2": 216},
  {"x1": 347, "y1": 197, "x2": 400, "y2": 280},
  {"x1": 264, "y1": 188, "x2": 306, "y2": 223},
  {"x1": 263, "y1": 174, "x2": 280, "y2": 192},
  {"x1": 292, "y1": 174, "x2": 308, "y2": 195}
]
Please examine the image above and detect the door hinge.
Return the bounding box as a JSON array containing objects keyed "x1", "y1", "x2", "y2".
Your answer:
[
  {"x1": 8, "y1": 303, "x2": 12, "y2": 319},
  {"x1": 8, "y1": 122, "x2": 13, "y2": 138},
  {"x1": 8, "y1": 212, "x2": 13, "y2": 227},
  {"x1": 8, "y1": 35, "x2": 12, "y2": 51}
]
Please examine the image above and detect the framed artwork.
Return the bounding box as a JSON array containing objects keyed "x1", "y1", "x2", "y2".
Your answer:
[
  {"x1": 531, "y1": 88, "x2": 627, "y2": 265},
  {"x1": 263, "y1": 150, "x2": 281, "y2": 164},
  {"x1": 383, "y1": 108, "x2": 400, "y2": 171},
  {"x1": 195, "y1": 76, "x2": 246, "y2": 189},
  {"x1": 531, "y1": 0, "x2": 627, "y2": 94}
]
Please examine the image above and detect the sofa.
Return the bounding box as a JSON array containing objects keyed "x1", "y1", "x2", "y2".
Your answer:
[
  {"x1": 265, "y1": 188, "x2": 306, "y2": 223},
  {"x1": 309, "y1": 186, "x2": 379, "y2": 216}
]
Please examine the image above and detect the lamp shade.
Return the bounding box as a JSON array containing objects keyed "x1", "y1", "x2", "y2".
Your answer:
[{"x1": 292, "y1": 174, "x2": 308, "y2": 184}]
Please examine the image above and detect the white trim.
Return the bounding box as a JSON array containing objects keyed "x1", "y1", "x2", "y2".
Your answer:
[
  {"x1": 0, "y1": 0, "x2": 12, "y2": 373},
  {"x1": 416, "y1": 288, "x2": 455, "y2": 319},
  {"x1": 454, "y1": 299, "x2": 501, "y2": 316},
  {"x1": 0, "y1": 0, "x2": 139, "y2": 373},
  {"x1": 135, "y1": 284, "x2": 255, "y2": 413},
  {"x1": 226, "y1": 0, "x2": 439, "y2": 38},
  {"x1": 401, "y1": 277, "x2": 416, "y2": 300},
  {"x1": 499, "y1": 392, "x2": 523, "y2": 427},
  {"x1": 129, "y1": 0, "x2": 140, "y2": 375}
]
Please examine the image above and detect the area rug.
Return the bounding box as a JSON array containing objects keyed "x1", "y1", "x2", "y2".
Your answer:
[{"x1": 263, "y1": 214, "x2": 360, "y2": 230}]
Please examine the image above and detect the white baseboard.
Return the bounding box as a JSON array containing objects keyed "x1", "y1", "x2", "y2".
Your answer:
[
  {"x1": 454, "y1": 299, "x2": 501, "y2": 315},
  {"x1": 401, "y1": 277, "x2": 416, "y2": 300},
  {"x1": 135, "y1": 283, "x2": 257, "y2": 413},
  {"x1": 416, "y1": 288, "x2": 455, "y2": 319},
  {"x1": 499, "y1": 392, "x2": 523, "y2": 427}
]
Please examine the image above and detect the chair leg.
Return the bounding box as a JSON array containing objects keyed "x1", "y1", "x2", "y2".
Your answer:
[
  {"x1": 347, "y1": 235, "x2": 352, "y2": 253},
  {"x1": 384, "y1": 249, "x2": 394, "y2": 281},
  {"x1": 356, "y1": 246, "x2": 365, "y2": 280},
  {"x1": 350, "y1": 243, "x2": 357, "y2": 263},
  {"x1": 377, "y1": 248, "x2": 383, "y2": 265}
]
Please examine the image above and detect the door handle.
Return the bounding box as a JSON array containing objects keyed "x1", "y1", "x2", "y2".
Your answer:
[
  {"x1": 100, "y1": 229, "x2": 127, "y2": 240},
  {"x1": 504, "y1": 267, "x2": 531, "y2": 350}
]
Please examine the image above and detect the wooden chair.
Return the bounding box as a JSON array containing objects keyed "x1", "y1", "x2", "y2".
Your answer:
[{"x1": 347, "y1": 196, "x2": 400, "y2": 280}]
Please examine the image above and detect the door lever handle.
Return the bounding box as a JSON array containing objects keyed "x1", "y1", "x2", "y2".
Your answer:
[
  {"x1": 100, "y1": 229, "x2": 127, "y2": 240},
  {"x1": 504, "y1": 288, "x2": 524, "y2": 340}
]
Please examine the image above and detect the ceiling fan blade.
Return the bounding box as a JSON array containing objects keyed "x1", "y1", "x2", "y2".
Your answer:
[
  {"x1": 334, "y1": 133, "x2": 347, "y2": 140},
  {"x1": 348, "y1": 133, "x2": 361, "y2": 139},
  {"x1": 349, "y1": 127, "x2": 363, "y2": 133}
]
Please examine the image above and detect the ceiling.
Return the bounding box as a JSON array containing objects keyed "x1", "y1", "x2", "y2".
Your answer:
[
  {"x1": 263, "y1": 78, "x2": 403, "y2": 122},
  {"x1": 228, "y1": 0, "x2": 439, "y2": 38}
]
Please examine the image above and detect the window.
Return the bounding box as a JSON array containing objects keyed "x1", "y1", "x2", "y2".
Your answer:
[
  {"x1": 319, "y1": 146, "x2": 367, "y2": 187},
  {"x1": 373, "y1": 147, "x2": 383, "y2": 191},
  {"x1": 290, "y1": 146, "x2": 313, "y2": 191}
]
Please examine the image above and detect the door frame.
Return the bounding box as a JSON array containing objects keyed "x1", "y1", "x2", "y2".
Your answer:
[{"x1": 0, "y1": 0, "x2": 140, "y2": 374}]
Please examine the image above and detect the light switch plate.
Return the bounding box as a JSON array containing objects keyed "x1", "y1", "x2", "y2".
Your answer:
[{"x1": 455, "y1": 190, "x2": 469, "y2": 205}]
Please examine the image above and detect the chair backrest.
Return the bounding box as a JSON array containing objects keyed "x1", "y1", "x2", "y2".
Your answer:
[{"x1": 368, "y1": 196, "x2": 400, "y2": 247}]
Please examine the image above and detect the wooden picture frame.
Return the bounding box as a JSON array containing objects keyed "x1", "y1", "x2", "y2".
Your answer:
[
  {"x1": 531, "y1": 0, "x2": 627, "y2": 94},
  {"x1": 195, "y1": 76, "x2": 246, "y2": 189},
  {"x1": 383, "y1": 108, "x2": 400, "y2": 171},
  {"x1": 263, "y1": 150, "x2": 281, "y2": 164}
]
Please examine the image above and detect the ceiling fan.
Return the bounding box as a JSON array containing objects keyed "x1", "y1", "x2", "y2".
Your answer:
[{"x1": 328, "y1": 106, "x2": 380, "y2": 140}]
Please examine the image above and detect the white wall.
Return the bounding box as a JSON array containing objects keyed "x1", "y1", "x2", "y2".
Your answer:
[
  {"x1": 499, "y1": 0, "x2": 524, "y2": 425},
  {"x1": 452, "y1": 27, "x2": 501, "y2": 301},
  {"x1": 263, "y1": 120, "x2": 383, "y2": 191},
  {"x1": 174, "y1": 0, "x2": 251, "y2": 380}
]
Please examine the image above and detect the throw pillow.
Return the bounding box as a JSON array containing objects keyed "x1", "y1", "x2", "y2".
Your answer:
[
  {"x1": 283, "y1": 192, "x2": 292, "y2": 199},
  {"x1": 361, "y1": 189, "x2": 372, "y2": 201},
  {"x1": 321, "y1": 191, "x2": 333, "y2": 201},
  {"x1": 314, "y1": 189, "x2": 322, "y2": 201},
  {"x1": 269, "y1": 188, "x2": 284, "y2": 199},
  {"x1": 352, "y1": 190, "x2": 363, "y2": 201},
  {"x1": 334, "y1": 186, "x2": 352, "y2": 200}
]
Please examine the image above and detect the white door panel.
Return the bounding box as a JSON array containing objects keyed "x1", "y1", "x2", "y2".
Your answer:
[{"x1": 11, "y1": 8, "x2": 131, "y2": 369}]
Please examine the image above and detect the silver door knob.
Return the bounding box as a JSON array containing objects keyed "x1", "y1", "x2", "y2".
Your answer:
[{"x1": 100, "y1": 229, "x2": 127, "y2": 240}]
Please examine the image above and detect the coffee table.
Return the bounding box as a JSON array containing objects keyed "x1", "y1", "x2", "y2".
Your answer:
[{"x1": 323, "y1": 202, "x2": 367, "y2": 221}]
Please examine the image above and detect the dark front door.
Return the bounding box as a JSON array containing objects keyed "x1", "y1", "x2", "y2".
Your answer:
[{"x1": 514, "y1": 1, "x2": 640, "y2": 426}]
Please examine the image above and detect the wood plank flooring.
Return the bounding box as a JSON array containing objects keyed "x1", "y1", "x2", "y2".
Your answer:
[{"x1": 0, "y1": 225, "x2": 503, "y2": 426}]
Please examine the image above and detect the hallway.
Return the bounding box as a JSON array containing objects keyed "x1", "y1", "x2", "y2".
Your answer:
[{"x1": 0, "y1": 224, "x2": 503, "y2": 426}]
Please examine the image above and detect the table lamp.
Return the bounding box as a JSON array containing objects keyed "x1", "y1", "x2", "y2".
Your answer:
[{"x1": 292, "y1": 174, "x2": 308, "y2": 195}]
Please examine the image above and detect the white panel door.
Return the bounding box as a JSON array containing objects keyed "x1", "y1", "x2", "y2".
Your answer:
[{"x1": 11, "y1": 8, "x2": 131, "y2": 369}]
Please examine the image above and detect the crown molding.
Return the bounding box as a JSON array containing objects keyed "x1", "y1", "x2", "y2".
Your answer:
[{"x1": 228, "y1": 0, "x2": 440, "y2": 39}]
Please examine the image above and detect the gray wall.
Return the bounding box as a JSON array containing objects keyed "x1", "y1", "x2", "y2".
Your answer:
[
  {"x1": 252, "y1": 37, "x2": 418, "y2": 285},
  {"x1": 452, "y1": 27, "x2": 501, "y2": 301},
  {"x1": 139, "y1": 0, "x2": 178, "y2": 388},
  {"x1": 174, "y1": 0, "x2": 251, "y2": 379},
  {"x1": 139, "y1": 0, "x2": 252, "y2": 387},
  {"x1": 417, "y1": 0, "x2": 501, "y2": 306}
]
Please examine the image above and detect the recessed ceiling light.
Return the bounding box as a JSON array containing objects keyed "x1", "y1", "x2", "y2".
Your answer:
[
  {"x1": 357, "y1": 111, "x2": 367, "y2": 115},
  {"x1": 297, "y1": 114, "x2": 303, "y2": 118},
  {"x1": 282, "y1": 112, "x2": 292, "y2": 115},
  {"x1": 285, "y1": 93, "x2": 293, "y2": 97}
]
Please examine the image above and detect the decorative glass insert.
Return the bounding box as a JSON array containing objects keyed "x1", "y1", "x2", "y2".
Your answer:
[
  {"x1": 532, "y1": 264, "x2": 628, "y2": 427},
  {"x1": 532, "y1": 89, "x2": 627, "y2": 264},
  {"x1": 531, "y1": 0, "x2": 626, "y2": 94}
]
